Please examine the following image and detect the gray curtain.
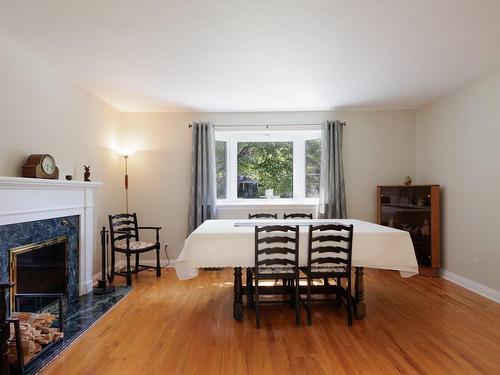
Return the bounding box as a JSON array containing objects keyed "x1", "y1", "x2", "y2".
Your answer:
[
  {"x1": 187, "y1": 122, "x2": 217, "y2": 235},
  {"x1": 319, "y1": 120, "x2": 347, "y2": 219}
]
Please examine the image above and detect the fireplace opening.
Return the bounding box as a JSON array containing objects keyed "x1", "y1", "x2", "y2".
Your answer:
[{"x1": 10, "y1": 236, "x2": 68, "y2": 312}]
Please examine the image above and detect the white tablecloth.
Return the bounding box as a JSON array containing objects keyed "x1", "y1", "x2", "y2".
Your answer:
[{"x1": 175, "y1": 219, "x2": 419, "y2": 280}]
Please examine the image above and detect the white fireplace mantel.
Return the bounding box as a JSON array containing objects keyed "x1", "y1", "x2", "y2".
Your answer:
[{"x1": 0, "y1": 176, "x2": 102, "y2": 295}]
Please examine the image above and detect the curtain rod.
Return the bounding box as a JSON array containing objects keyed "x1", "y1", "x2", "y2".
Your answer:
[{"x1": 188, "y1": 122, "x2": 347, "y2": 128}]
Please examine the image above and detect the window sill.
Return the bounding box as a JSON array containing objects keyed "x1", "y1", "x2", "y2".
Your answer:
[{"x1": 216, "y1": 198, "x2": 319, "y2": 209}]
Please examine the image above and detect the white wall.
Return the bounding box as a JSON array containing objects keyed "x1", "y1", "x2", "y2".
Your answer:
[
  {"x1": 416, "y1": 69, "x2": 500, "y2": 292},
  {"x1": 0, "y1": 34, "x2": 123, "y2": 273},
  {"x1": 121, "y1": 110, "x2": 416, "y2": 259}
]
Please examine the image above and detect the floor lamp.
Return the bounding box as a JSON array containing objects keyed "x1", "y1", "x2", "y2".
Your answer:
[{"x1": 117, "y1": 148, "x2": 136, "y2": 213}]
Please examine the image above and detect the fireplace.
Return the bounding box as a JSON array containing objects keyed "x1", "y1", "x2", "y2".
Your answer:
[
  {"x1": 1, "y1": 215, "x2": 80, "y2": 313},
  {"x1": 0, "y1": 177, "x2": 102, "y2": 300},
  {"x1": 10, "y1": 236, "x2": 68, "y2": 312},
  {"x1": 0, "y1": 176, "x2": 102, "y2": 373}
]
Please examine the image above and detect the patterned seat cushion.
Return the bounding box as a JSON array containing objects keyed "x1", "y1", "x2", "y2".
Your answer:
[
  {"x1": 301, "y1": 266, "x2": 347, "y2": 274},
  {"x1": 256, "y1": 266, "x2": 296, "y2": 275},
  {"x1": 115, "y1": 240, "x2": 155, "y2": 250}
]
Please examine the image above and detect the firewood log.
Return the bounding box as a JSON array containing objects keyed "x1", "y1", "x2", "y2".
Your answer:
[{"x1": 7, "y1": 312, "x2": 61, "y2": 365}]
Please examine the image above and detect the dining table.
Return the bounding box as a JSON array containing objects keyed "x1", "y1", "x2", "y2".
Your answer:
[{"x1": 175, "y1": 219, "x2": 419, "y2": 320}]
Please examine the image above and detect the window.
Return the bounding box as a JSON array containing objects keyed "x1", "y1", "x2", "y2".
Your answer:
[
  {"x1": 305, "y1": 139, "x2": 321, "y2": 198},
  {"x1": 237, "y1": 142, "x2": 293, "y2": 198},
  {"x1": 216, "y1": 141, "x2": 227, "y2": 199},
  {"x1": 216, "y1": 130, "x2": 321, "y2": 202}
]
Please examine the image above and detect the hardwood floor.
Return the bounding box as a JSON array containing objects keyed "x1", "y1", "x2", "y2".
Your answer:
[{"x1": 42, "y1": 268, "x2": 500, "y2": 375}]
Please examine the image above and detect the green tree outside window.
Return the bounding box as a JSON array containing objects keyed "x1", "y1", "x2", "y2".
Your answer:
[{"x1": 237, "y1": 142, "x2": 293, "y2": 198}]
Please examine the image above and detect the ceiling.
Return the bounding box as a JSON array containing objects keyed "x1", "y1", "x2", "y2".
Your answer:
[{"x1": 1, "y1": 0, "x2": 500, "y2": 112}]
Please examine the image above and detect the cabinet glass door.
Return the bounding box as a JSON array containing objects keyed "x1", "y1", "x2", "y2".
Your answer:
[{"x1": 380, "y1": 186, "x2": 432, "y2": 266}]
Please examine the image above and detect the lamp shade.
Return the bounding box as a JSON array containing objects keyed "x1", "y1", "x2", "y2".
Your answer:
[{"x1": 116, "y1": 148, "x2": 136, "y2": 157}]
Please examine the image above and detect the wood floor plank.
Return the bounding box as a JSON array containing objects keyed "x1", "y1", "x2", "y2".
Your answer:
[{"x1": 41, "y1": 268, "x2": 500, "y2": 375}]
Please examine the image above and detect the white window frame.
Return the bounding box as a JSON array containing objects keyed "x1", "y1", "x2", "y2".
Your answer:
[{"x1": 215, "y1": 129, "x2": 321, "y2": 205}]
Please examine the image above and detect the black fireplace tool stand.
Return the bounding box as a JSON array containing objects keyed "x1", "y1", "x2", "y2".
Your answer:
[{"x1": 93, "y1": 227, "x2": 115, "y2": 295}]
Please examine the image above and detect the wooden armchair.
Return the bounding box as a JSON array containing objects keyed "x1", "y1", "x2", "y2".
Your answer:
[{"x1": 108, "y1": 213, "x2": 161, "y2": 286}]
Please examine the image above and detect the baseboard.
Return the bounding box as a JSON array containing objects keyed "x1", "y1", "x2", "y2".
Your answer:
[
  {"x1": 92, "y1": 259, "x2": 176, "y2": 283},
  {"x1": 138, "y1": 259, "x2": 176, "y2": 267},
  {"x1": 82, "y1": 280, "x2": 93, "y2": 294},
  {"x1": 439, "y1": 268, "x2": 500, "y2": 304},
  {"x1": 92, "y1": 264, "x2": 117, "y2": 284}
]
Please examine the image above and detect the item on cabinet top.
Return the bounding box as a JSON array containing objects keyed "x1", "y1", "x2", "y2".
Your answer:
[
  {"x1": 65, "y1": 175, "x2": 73, "y2": 181},
  {"x1": 403, "y1": 176, "x2": 412, "y2": 185}
]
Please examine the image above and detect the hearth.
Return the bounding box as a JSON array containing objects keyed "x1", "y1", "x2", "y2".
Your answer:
[{"x1": 10, "y1": 236, "x2": 68, "y2": 312}]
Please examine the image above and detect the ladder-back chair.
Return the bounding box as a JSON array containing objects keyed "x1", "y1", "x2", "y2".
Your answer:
[
  {"x1": 253, "y1": 225, "x2": 300, "y2": 328},
  {"x1": 301, "y1": 223, "x2": 354, "y2": 326},
  {"x1": 108, "y1": 213, "x2": 162, "y2": 286}
]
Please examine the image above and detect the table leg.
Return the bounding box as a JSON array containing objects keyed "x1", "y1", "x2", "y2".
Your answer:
[
  {"x1": 354, "y1": 267, "x2": 366, "y2": 319},
  {"x1": 233, "y1": 267, "x2": 243, "y2": 320}
]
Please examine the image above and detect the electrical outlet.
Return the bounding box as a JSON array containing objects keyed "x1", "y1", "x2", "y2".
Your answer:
[
  {"x1": 473, "y1": 257, "x2": 479, "y2": 271},
  {"x1": 164, "y1": 243, "x2": 170, "y2": 264}
]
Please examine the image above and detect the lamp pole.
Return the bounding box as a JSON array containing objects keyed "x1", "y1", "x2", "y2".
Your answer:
[
  {"x1": 117, "y1": 148, "x2": 135, "y2": 214},
  {"x1": 124, "y1": 155, "x2": 129, "y2": 214}
]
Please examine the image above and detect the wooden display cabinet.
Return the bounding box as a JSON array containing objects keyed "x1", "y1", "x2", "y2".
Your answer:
[{"x1": 377, "y1": 185, "x2": 440, "y2": 276}]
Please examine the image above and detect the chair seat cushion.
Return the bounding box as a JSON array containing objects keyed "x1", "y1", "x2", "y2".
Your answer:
[
  {"x1": 254, "y1": 267, "x2": 297, "y2": 278},
  {"x1": 300, "y1": 266, "x2": 348, "y2": 275},
  {"x1": 115, "y1": 240, "x2": 156, "y2": 250}
]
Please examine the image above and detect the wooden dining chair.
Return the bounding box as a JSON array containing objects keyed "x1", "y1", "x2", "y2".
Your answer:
[
  {"x1": 253, "y1": 225, "x2": 300, "y2": 328},
  {"x1": 249, "y1": 213, "x2": 278, "y2": 219},
  {"x1": 247, "y1": 213, "x2": 280, "y2": 294},
  {"x1": 301, "y1": 223, "x2": 354, "y2": 326},
  {"x1": 108, "y1": 213, "x2": 162, "y2": 286},
  {"x1": 283, "y1": 213, "x2": 313, "y2": 219},
  {"x1": 249, "y1": 213, "x2": 283, "y2": 291}
]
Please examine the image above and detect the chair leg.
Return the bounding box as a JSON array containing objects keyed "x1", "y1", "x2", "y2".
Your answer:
[
  {"x1": 110, "y1": 250, "x2": 115, "y2": 282},
  {"x1": 306, "y1": 275, "x2": 312, "y2": 326},
  {"x1": 336, "y1": 277, "x2": 342, "y2": 307},
  {"x1": 295, "y1": 277, "x2": 300, "y2": 326},
  {"x1": 135, "y1": 253, "x2": 140, "y2": 272},
  {"x1": 126, "y1": 253, "x2": 132, "y2": 286},
  {"x1": 156, "y1": 247, "x2": 161, "y2": 277},
  {"x1": 347, "y1": 276, "x2": 353, "y2": 326},
  {"x1": 246, "y1": 268, "x2": 254, "y2": 309},
  {"x1": 255, "y1": 277, "x2": 260, "y2": 329}
]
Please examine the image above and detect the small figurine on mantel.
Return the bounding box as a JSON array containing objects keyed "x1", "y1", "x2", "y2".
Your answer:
[
  {"x1": 403, "y1": 176, "x2": 412, "y2": 186},
  {"x1": 84, "y1": 166, "x2": 91, "y2": 182}
]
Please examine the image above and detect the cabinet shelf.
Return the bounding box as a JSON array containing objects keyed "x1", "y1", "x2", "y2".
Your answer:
[{"x1": 381, "y1": 204, "x2": 431, "y2": 210}]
